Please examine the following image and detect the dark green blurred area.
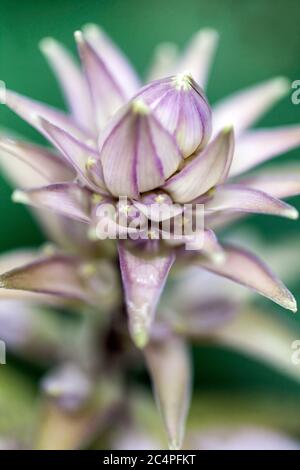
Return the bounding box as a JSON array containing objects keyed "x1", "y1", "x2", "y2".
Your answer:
[{"x1": 0, "y1": 0, "x2": 300, "y2": 395}]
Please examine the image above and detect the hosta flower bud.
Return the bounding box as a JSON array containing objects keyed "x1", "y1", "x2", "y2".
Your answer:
[
  {"x1": 99, "y1": 99, "x2": 182, "y2": 198},
  {"x1": 135, "y1": 73, "x2": 212, "y2": 157}
]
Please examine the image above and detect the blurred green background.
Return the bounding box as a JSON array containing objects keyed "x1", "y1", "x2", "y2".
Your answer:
[{"x1": 0, "y1": 0, "x2": 300, "y2": 399}]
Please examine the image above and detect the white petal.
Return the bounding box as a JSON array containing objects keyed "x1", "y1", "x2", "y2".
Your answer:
[
  {"x1": 198, "y1": 244, "x2": 297, "y2": 312},
  {"x1": 164, "y1": 128, "x2": 234, "y2": 203},
  {"x1": 145, "y1": 335, "x2": 191, "y2": 450},
  {"x1": 118, "y1": 243, "x2": 175, "y2": 347},
  {"x1": 147, "y1": 43, "x2": 179, "y2": 81},
  {"x1": 230, "y1": 125, "x2": 300, "y2": 177},
  {"x1": 206, "y1": 184, "x2": 298, "y2": 220},
  {"x1": 83, "y1": 24, "x2": 141, "y2": 97},
  {"x1": 39, "y1": 37, "x2": 95, "y2": 132},
  {"x1": 174, "y1": 29, "x2": 219, "y2": 90},
  {"x1": 213, "y1": 77, "x2": 289, "y2": 136}
]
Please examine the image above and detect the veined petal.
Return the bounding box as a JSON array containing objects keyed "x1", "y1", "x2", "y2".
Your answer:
[
  {"x1": 136, "y1": 75, "x2": 212, "y2": 158},
  {"x1": 0, "y1": 255, "x2": 91, "y2": 302},
  {"x1": 198, "y1": 244, "x2": 297, "y2": 312},
  {"x1": 0, "y1": 137, "x2": 74, "y2": 186},
  {"x1": 147, "y1": 43, "x2": 179, "y2": 82},
  {"x1": 205, "y1": 184, "x2": 298, "y2": 219},
  {"x1": 145, "y1": 335, "x2": 191, "y2": 450},
  {"x1": 99, "y1": 100, "x2": 182, "y2": 198},
  {"x1": 230, "y1": 125, "x2": 300, "y2": 177},
  {"x1": 0, "y1": 250, "x2": 57, "y2": 303},
  {"x1": 83, "y1": 24, "x2": 141, "y2": 97},
  {"x1": 237, "y1": 166, "x2": 300, "y2": 200},
  {"x1": 39, "y1": 37, "x2": 95, "y2": 132},
  {"x1": 212, "y1": 77, "x2": 290, "y2": 136},
  {"x1": 39, "y1": 118, "x2": 106, "y2": 192},
  {"x1": 163, "y1": 128, "x2": 234, "y2": 203},
  {"x1": 3, "y1": 89, "x2": 91, "y2": 142},
  {"x1": 12, "y1": 183, "x2": 91, "y2": 223},
  {"x1": 174, "y1": 29, "x2": 219, "y2": 90},
  {"x1": 75, "y1": 31, "x2": 128, "y2": 130},
  {"x1": 118, "y1": 243, "x2": 175, "y2": 348}
]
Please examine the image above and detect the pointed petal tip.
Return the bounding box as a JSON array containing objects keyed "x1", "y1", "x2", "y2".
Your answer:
[
  {"x1": 288, "y1": 207, "x2": 299, "y2": 220},
  {"x1": 287, "y1": 296, "x2": 297, "y2": 313},
  {"x1": 132, "y1": 328, "x2": 149, "y2": 349},
  {"x1": 273, "y1": 76, "x2": 291, "y2": 94},
  {"x1": 168, "y1": 439, "x2": 182, "y2": 451},
  {"x1": 39, "y1": 37, "x2": 59, "y2": 55},
  {"x1": 195, "y1": 27, "x2": 219, "y2": 40},
  {"x1": 82, "y1": 23, "x2": 103, "y2": 38},
  {"x1": 131, "y1": 98, "x2": 150, "y2": 115},
  {"x1": 74, "y1": 30, "x2": 84, "y2": 44},
  {"x1": 222, "y1": 124, "x2": 234, "y2": 135},
  {"x1": 0, "y1": 83, "x2": 6, "y2": 103},
  {"x1": 12, "y1": 190, "x2": 29, "y2": 204}
]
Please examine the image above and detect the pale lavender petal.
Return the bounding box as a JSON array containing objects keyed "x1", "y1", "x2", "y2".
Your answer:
[
  {"x1": 0, "y1": 250, "x2": 61, "y2": 303},
  {"x1": 198, "y1": 243, "x2": 297, "y2": 312},
  {"x1": 41, "y1": 363, "x2": 92, "y2": 411},
  {"x1": 133, "y1": 192, "x2": 183, "y2": 222},
  {"x1": 147, "y1": 43, "x2": 179, "y2": 81},
  {"x1": 12, "y1": 183, "x2": 91, "y2": 223},
  {"x1": 118, "y1": 243, "x2": 175, "y2": 347},
  {"x1": 3, "y1": 89, "x2": 91, "y2": 142},
  {"x1": 75, "y1": 31, "x2": 128, "y2": 130},
  {"x1": 99, "y1": 100, "x2": 182, "y2": 198},
  {"x1": 83, "y1": 24, "x2": 141, "y2": 97},
  {"x1": 0, "y1": 255, "x2": 92, "y2": 302},
  {"x1": 145, "y1": 334, "x2": 191, "y2": 450},
  {"x1": 213, "y1": 77, "x2": 290, "y2": 136},
  {"x1": 230, "y1": 125, "x2": 300, "y2": 177},
  {"x1": 0, "y1": 136, "x2": 75, "y2": 186},
  {"x1": 39, "y1": 37, "x2": 95, "y2": 132},
  {"x1": 136, "y1": 75, "x2": 212, "y2": 157},
  {"x1": 205, "y1": 184, "x2": 298, "y2": 219},
  {"x1": 40, "y1": 118, "x2": 107, "y2": 192},
  {"x1": 164, "y1": 128, "x2": 234, "y2": 203},
  {"x1": 174, "y1": 29, "x2": 219, "y2": 90},
  {"x1": 237, "y1": 166, "x2": 300, "y2": 200}
]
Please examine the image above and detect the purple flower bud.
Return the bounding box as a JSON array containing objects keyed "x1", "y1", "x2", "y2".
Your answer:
[
  {"x1": 99, "y1": 99, "x2": 182, "y2": 198},
  {"x1": 135, "y1": 73, "x2": 212, "y2": 157}
]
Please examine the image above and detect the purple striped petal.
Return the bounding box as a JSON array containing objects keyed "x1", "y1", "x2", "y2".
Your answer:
[
  {"x1": 3, "y1": 89, "x2": 91, "y2": 143},
  {"x1": 136, "y1": 74, "x2": 212, "y2": 157},
  {"x1": 198, "y1": 244, "x2": 297, "y2": 312},
  {"x1": 83, "y1": 24, "x2": 141, "y2": 97},
  {"x1": 75, "y1": 31, "x2": 128, "y2": 130},
  {"x1": 12, "y1": 183, "x2": 92, "y2": 223},
  {"x1": 39, "y1": 37, "x2": 95, "y2": 133},
  {"x1": 163, "y1": 128, "x2": 234, "y2": 203},
  {"x1": 205, "y1": 184, "x2": 298, "y2": 219},
  {"x1": 213, "y1": 77, "x2": 289, "y2": 136},
  {"x1": 230, "y1": 125, "x2": 300, "y2": 177},
  {"x1": 145, "y1": 334, "x2": 191, "y2": 450},
  {"x1": 99, "y1": 100, "x2": 182, "y2": 198},
  {"x1": 39, "y1": 118, "x2": 107, "y2": 193},
  {"x1": 0, "y1": 255, "x2": 96, "y2": 303},
  {"x1": 0, "y1": 137, "x2": 74, "y2": 186},
  {"x1": 118, "y1": 243, "x2": 175, "y2": 348},
  {"x1": 174, "y1": 29, "x2": 219, "y2": 90}
]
